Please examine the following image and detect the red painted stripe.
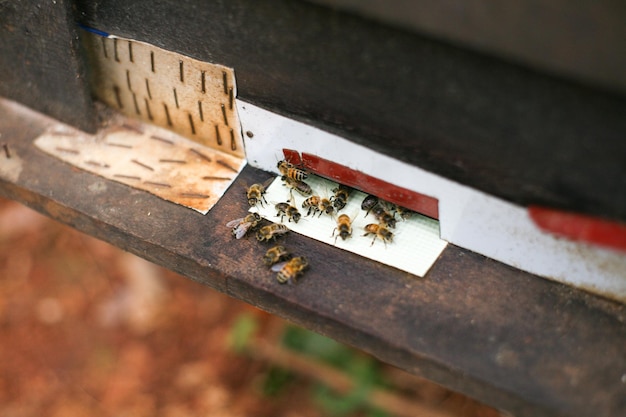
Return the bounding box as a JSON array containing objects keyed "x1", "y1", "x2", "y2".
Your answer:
[
  {"x1": 282, "y1": 149, "x2": 302, "y2": 166},
  {"x1": 282, "y1": 149, "x2": 439, "y2": 219},
  {"x1": 528, "y1": 206, "x2": 626, "y2": 252}
]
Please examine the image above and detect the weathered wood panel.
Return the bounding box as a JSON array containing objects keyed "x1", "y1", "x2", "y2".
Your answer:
[
  {"x1": 0, "y1": 0, "x2": 96, "y2": 132},
  {"x1": 1, "y1": 100, "x2": 624, "y2": 417}
]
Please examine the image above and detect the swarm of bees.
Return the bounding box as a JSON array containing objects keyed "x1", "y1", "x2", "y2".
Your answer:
[{"x1": 228, "y1": 157, "x2": 417, "y2": 285}]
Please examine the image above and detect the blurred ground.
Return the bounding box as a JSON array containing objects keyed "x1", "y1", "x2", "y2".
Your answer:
[{"x1": 0, "y1": 198, "x2": 503, "y2": 417}]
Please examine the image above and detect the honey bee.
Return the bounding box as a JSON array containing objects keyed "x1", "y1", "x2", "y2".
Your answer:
[
  {"x1": 277, "y1": 159, "x2": 309, "y2": 180},
  {"x1": 302, "y1": 195, "x2": 334, "y2": 217},
  {"x1": 275, "y1": 202, "x2": 301, "y2": 223},
  {"x1": 263, "y1": 245, "x2": 291, "y2": 267},
  {"x1": 302, "y1": 195, "x2": 321, "y2": 216},
  {"x1": 271, "y1": 256, "x2": 309, "y2": 284},
  {"x1": 277, "y1": 159, "x2": 293, "y2": 172},
  {"x1": 363, "y1": 223, "x2": 394, "y2": 247},
  {"x1": 395, "y1": 206, "x2": 415, "y2": 220},
  {"x1": 331, "y1": 185, "x2": 352, "y2": 211},
  {"x1": 332, "y1": 213, "x2": 353, "y2": 243},
  {"x1": 246, "y1": 183, "x2": 268, "y2": 207},
  {"x1": 283, "y1": 176, "x2": 313, "y2": 196},
  {"x1": 226, "y1": 212, "x2": 262, "y2": 239},
  {"x1": 371, "y1": 204, "x2": 397, "y2": 228},
  {"x1": 256, "y1": 223, "x2": 289, "y2": 242},
  {"x1": 361, "y1": 194, "x2": 379, "y2": 216}
]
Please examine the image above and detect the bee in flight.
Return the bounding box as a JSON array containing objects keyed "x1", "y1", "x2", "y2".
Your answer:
[
  {"x1": 331, "y1": 184, "x2": 352, "y2": 211},
  {"x1": 263, "y1": 245, "x2": 291, "y2": 267},
  {"x1": 246, "y1": 183, "x2": 268, "y2": 207},
  {"x1": 363, "y1": 223, "x2": 394, "y2": 247},
  {"x1": 256, "y1": 223, "x2": 289, "y2": 242},
  {"x1": 271, "y1": 256, "x2": 309, "y2": 284},
  {"x1": 283, "y1": 176, "x2": 313, "y2": 196},
  {"x1": 226, "y1": 212, "x2": 262, "y2": 239},
  {"x1": 275, "y1": 202, "x2": 301, "y2": 223},
  {"x1": 332, "y1": 213, "x2": 354, "y2": 244},
  {"x1": 302, "y1": 195, "x2": 334, "y2": 217}
]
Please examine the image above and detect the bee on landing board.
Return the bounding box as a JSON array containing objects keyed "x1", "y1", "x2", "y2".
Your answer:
[
  {"x1": 271, "y1": 256, "x2": 309, "y2": 284},
  {"x1": 263, "y1": 245, "x2": 291, "y2": 267},
  {"x1": 226, "y1": 212, "x2": 262, "y2": 239},
  {"x1": 331, "y1": 184, "x2": 352, "y2": 211},
  {"x1": 256, "y1": 223, "x2": 289, "y2": 242},
  {"x1": 361, "y1": 194, "x2": 379, "y2": 216},
  {"x1": 332, "y1": 213, "x2": 353, "y2": 244},
  {"x1": 302, "y1": 195, "x2": 334, "y2": 217},
  {"x1": 282, "y1": 176, "x2": 313, "y2": 197},
  {"x1": 371, "y1": 204, "x2": 397, "y2": 229},
  {"x1": 395, "y1": 205, "x2": 415, "y2": 220},
  {"x1": 276, "y1": 159, "x2": 293, "y2": 173},
  {"x1": 363, "y1": 223, "x2": 394, "y2": 247},
  {"x1": 246, "y1": 183, "x2": 268, "y2": 207},
  {"x1": 275, "y1": 202, "x2": 301, "y2": 223}
]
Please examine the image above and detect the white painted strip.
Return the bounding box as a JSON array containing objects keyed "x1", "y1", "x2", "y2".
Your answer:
[{"x1": 237, "y1": 100, "x2": 626, "y2": 302}]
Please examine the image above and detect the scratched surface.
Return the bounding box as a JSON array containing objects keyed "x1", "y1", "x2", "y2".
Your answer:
[{"x1": 34, "y1": 115, "x2": 244, "y2": 214}]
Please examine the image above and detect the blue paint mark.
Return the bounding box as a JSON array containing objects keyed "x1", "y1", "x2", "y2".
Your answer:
[{"x1": 77, "y1": 23, "x2": 110, "y2": 38}]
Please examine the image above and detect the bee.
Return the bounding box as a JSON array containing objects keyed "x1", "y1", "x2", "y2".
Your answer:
[
  {"x1": 271, "y1": 256, "x2": 309, "y2": 284},
  {"x1": 246, "y1": 183, "x2": 268, "y2": 207},
  {"x1": 363, "y1": 223, "x2": 394, "y2": 247},
  {"x1": 256, "y1": 223, "x2": 289, "y2": 242},
  {"x1": 282, "y1": 176, "x2": 313, "y2": 196},
  {"x1": 371, "y1": 204, "x2": 397, "y2": 228},
  {"x1": 226, "y1": 212, "x2": 262, "y2": 239},
  {"x1": 275, "y1": 202, "x2": 301, "y2": 223},
  {"x1": 395, "y1": 206, "x2": 415, "y2": 220},
  {"x1": 277, "y1": 159, "x2": 293, "y2": 172},
  {"x1": 332, "y1": 213, "x2": 353, "y2": 243},
  {"x1": 331, "y1": 185, "x2": 352, "y2": 211},
  {"x1": 302, "y1": 195, "x2": 321, "y2": 216},
  {"x1": 302, "y1": 195, "x2": 333, "y2": 217},
  {"x1": 361, "y1": 194, "x2": 379, "y2": 216},
  {"x1": 277, "y1": 159, "x2": 308, "y2": 180},
  {"x1": 263, "y1": 245, "x2": 291, "y2": 267}
]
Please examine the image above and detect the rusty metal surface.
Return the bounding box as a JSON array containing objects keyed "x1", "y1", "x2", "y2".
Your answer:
[{"x1": 2, "y1": 101, "x2": 626, "y2": 417}]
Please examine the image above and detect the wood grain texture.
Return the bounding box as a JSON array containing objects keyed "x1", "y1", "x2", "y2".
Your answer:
[
  {"x1": 0, "y1": 0, "x2": 96, "y2": 132},
  {"x1": 1, "y1": 100, "x2": 624, "y2": 417},
  {"x1": 74, "y1": 0, "x2": 626, "y2": 223}
]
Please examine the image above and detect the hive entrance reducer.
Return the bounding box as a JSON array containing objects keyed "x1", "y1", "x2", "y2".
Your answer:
[{"x1": 34, "y1": 29, "x2": 245, "y2": 214}]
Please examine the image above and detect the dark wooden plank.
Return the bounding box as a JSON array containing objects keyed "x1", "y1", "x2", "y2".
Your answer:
[
  {"x1": 1, "y1": 100, "x2": 625, "y2": 417},
  {"x1": 0, "y1": 0, "x2": 96, "y2": 132},
  {"x1": 75, "y1": 0, "x2": 626, "y2": 223},
  {"x1": 309, "y1": 0, "x2": 626, "y2": 94}
]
